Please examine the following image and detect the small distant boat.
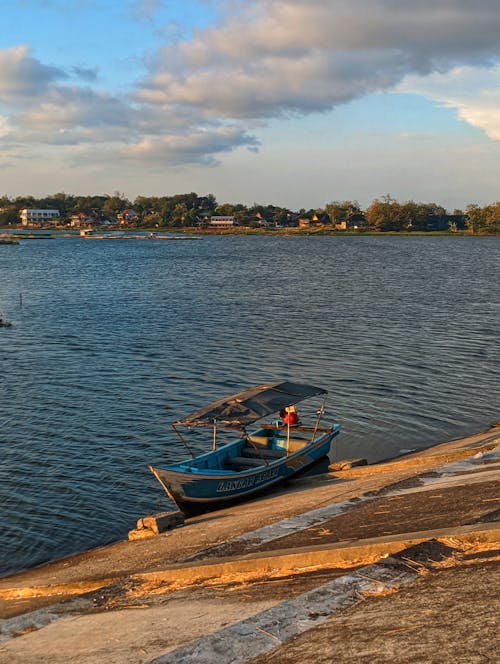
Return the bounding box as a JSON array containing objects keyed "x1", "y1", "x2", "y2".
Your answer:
[
  {"x1": 0, "y1": 316, "x2": 12, "y2": 327},
  {"x1": 149, "y1": 381, "x2": 341, "y2": 514}
]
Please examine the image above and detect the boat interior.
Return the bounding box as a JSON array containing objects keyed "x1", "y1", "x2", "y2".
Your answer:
[{"x1": 175, "y1": 425, "x2": 330, "y2": 474}]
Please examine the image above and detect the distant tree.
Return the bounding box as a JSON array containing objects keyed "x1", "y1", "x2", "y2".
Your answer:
[
  {"x1": 170, "y1": 202, "x2": 189, "y2": 227},
  {"x1": 465, "y1": 204, "x2": 485, "y2": 233},
  {"x1": 40, "y1": 192, "x2": 75, "y2": 215},
  {"x1": 102, "y1": 192, "x2": 131, "y2": 216},
  {"x1": 214, "y1": 203, "x2": 237, "y2": 216},
  {"x1": 197, "y1": 194, "x2": 217, "y2": 212},
  {"x1": 273, "y1": 208, "x2": 289, "y2": 226},
  {"x1": 133, "y1": 196, "x2": 152, "y2": 216},
  {"x1": 325, "y1": 200, "x2": 361, "y2": 225},
  {"x1": 14, "y1": 195, "x2": 37, "y2": 209},
  {"x1": 0, "y1": 201, "x2": 19, "y2": 226},
  {"x1": 469, "y1": 202, "x2": 500, "y2": 233},
  {"x1": 401, "y1": 201, "x2": 446, "y2": 231},
  {"x1": 365, "y1": 195, "x2": 404, "y2": 231}
]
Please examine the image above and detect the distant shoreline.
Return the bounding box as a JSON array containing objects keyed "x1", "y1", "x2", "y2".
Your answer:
[{"x1": 1, "y1": 226, "x2": 498, "y2": 237}]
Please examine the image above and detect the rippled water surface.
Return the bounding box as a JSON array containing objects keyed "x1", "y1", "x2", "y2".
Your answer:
[{"x1": 1, "y1": 234, "x2": 499, "y2": 576}]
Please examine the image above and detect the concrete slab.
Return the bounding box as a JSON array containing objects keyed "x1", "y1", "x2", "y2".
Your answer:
[{"x1": 0, "y1": 425, "x2": 498, "y2": 663}]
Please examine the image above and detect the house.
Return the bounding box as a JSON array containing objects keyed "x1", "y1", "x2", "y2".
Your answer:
[
  {"x1": 298, "y1": 216, "x2": 321, "y2": 228},
  {"x1": 312, "y1": 213, "x2": 330, "y2": 224},
  {"x1": 256, "y1": 218, "x2": 275, "y2": 229},
  {"x1": 195, "y1": 212, "x2": 211, "y2": 226},
  {"x1": 298, "y1": 218, "x2": 313, "y2": 228},
  {"x1": 69, "y1": 213, "x2": 95, "y2": 228},
  {"x1": 117, "y1": 209, "x2": 139, "y2": 225},
  {"x1": 19, "y1": 209, "x2": 60, "y2": 226},
  {"x1": 335, "y1": 214, "x2": 367, "y2": 231},
  {"x1": 209, "y1": 216, "x2": 237, "y2": 229},
  {"x1": 298, "y1": 213, "x2": 330, "y2": 228},
  {"x1": 243, "y1": 212, "x2": 272, "y2": 227}
]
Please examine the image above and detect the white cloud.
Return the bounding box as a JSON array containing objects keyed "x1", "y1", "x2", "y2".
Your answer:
[
  {"x1": 138, "y1": 0, "x2": 500, "y2": 120},
  {"x1": 3, "y1": 1, "x2": 500, "y2": 171},
  {"x1": 0, "y1": 43, "x2": 260, "y2": 166},
  {"x1": 399, "y1": 66, "x2": 500, "y2": 140},
  {"x1": 0, "y1": 115, "x2": 11, "y2": 138},
  {"x1": 122, "y1": 125, "x2": 259, "y2": 165},
  {"x1": 15, "y1": 87, "x2": 134, "y2": 131}
]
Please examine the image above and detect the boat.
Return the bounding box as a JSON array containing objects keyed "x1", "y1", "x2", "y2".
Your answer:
[
  {"x1": 149, "y1": 381, "x2": 341, "y2": 514},
  {"x1": 0, "y1": 315, "x2": 12, "y2": 327}
]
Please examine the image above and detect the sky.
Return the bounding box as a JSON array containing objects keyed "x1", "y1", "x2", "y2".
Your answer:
[{"x1": 1, "y1": 0, "x2": 500, "y2": 210}]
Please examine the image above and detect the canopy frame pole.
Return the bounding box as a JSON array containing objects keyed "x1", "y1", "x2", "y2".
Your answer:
[
  {"x1": 172, "y1": 424, "x2": 195, "y2": 459},
  {"x1": 310, "y1": 396, "x2": 327, "y2": 444},
  {"x1": 212, "y1": 419, "x2": 217, "y2": 450}
]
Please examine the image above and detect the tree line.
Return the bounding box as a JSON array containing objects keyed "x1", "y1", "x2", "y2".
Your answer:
[{"x1": 1, "y1": 191, "x2": 499, "y2": 232}]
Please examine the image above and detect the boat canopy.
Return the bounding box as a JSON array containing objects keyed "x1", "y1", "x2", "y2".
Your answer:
[{"x1": 173, "y1": 381, "x2": 327, "y2": 429}]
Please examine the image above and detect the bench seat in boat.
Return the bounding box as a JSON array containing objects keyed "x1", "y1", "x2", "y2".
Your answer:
[
  {"x1": 225, "y1": 456, "x2": 266, "y2": 470},
  {"x1": 242, "y1": 446, "x2": 284, "y2": 459},
  {"x1": 275, "y1": 437, "x2": 310, "y2": 452}
]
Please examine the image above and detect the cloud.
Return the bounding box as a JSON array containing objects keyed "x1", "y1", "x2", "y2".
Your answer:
[
  {"x1": 3, "y1": 1, "x2": 500, "y2": 171},
  {"x1": 123, "y1": 125, "x2": 260, "y2": 165},
  {"x1": 71, "y1": 65, "x2": 98, "y2": 82},
  {"x1": 137, "y1": 0, "x2": 500, "y2": 120},
  {"x1": 0, "y1": 45, "x2": 66, "y2": 103},
  {"x1": 399, "y1": 66, "x2": 500, "y2": 141},
  {"x1": 17, "y1": 87, "x2": 134, "y2": 131},
  {"x1": 0, "y1": 60, "x2": 259, "y2": 166},
  {"x1": 0, "y1": 115, "x2": 11, "y2": 138}
]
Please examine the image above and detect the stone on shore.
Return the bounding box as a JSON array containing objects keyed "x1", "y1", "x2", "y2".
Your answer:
[
  {"x1": 328, "y1": 457, "x2": 368, "y2": 471},
  {"x1": 135, "y1": 510, "x2": 185, "y2": 535},
  {"x1": 127, "y1": 528, "x2": 156, "y2": 541}
]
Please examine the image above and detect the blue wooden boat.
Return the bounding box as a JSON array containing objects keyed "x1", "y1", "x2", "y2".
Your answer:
[{"x1": 149, "y1": 381, "x2": 341, "y2": 514}]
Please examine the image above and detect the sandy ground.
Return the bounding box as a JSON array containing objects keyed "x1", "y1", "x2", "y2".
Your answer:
[{"x1": 0, "y1": 424, "x2": 498, "y2": 663}]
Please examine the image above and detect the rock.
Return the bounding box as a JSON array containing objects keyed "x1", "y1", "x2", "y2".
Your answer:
[
  {"x1": 328, "y1": 458, "x2": 368, "y2": 471},
  {"x1": 136, "y1": 510, "x2": 184, "y2": 535},
  {"x1": 128, "y1": 528, "x2": 156, "y2": 541}
]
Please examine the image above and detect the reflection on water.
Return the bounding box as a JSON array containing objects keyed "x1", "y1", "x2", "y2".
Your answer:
[{"x1": 0, "y1": 235, "x2": 499, "y2": 576}]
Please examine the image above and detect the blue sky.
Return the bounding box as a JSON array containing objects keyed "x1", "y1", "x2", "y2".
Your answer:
[{"x1": 1, "y1": 1, "x2": 500, "y2": 210}]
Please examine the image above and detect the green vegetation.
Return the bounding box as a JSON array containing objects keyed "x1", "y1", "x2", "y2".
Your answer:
[{"x1": 0, "y1": 191, "x2": 499, "y2": 233}]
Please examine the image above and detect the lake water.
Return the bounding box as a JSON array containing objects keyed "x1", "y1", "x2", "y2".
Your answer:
[{"x1": 0, "y1": 234, "x2": 499, "y2": 577}]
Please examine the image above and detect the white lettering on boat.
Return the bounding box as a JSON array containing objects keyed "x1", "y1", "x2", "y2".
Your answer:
[{"x1": 216, "y1": 466, "x2": 280, "y2": 493}]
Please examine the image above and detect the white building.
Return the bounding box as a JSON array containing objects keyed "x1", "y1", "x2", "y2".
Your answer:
[
  {"x1": 209, "y1": 216, "x2": 237, "y2": 228},
  {"x1": 20, "y1": 209, "x2": 60, "y2": 226}
]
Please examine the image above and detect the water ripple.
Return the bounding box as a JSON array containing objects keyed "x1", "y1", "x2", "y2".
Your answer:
[{"x1": 0, "y1": 235, "x2": 499, "y2": 576}]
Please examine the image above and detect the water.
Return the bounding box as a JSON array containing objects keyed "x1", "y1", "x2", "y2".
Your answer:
[{"x1": 1, "y1": 234, "x2": 499, "y2": 577}]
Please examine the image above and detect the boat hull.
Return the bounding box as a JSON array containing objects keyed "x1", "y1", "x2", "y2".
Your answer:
[{"x1": 150, "y1": 426, "x2": 340, "y2": 513}]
